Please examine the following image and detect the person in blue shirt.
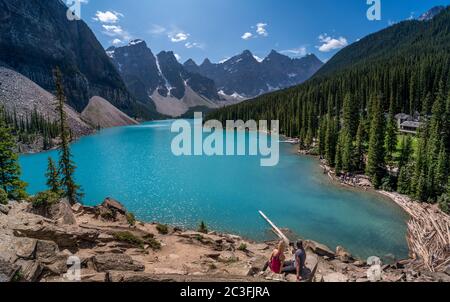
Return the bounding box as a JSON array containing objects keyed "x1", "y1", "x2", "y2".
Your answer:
[{"x1": 282, "y1": 240, "x2": 306, "y2": 281}]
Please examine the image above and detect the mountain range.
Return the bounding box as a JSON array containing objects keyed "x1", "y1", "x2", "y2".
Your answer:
[
  {"x1": 184, "y1": 50, "x2": 323, "y2": 98},
  {"x1": 208, "y1": 6, "x2": 450, "y2": 134},
  {"x1": 0, "y1": 0, "x2": 323, "y2": 121},
  {"x1": 107, "y1": 41, "x2": 323, "y2": 117},
  {"x1": 106, "y1": 40, "x2": 221, "y2": 117},
  {"x1": 0, "y1": 0, "x2": 158, "y2": 119}
]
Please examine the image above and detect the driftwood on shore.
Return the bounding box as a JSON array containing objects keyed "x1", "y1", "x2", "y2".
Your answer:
[{"x1": 380, "y1": 191, "x2": 450, "y2": 272}]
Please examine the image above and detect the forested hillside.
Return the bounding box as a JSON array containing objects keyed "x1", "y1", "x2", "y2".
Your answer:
[{"x1": 207, "y1": 7, "x2": 450, "y2": 207}]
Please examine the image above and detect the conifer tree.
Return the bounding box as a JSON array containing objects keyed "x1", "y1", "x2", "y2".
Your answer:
[
  {"x1": 354, "y1": 119, "x2": 366, "y2": 171},
  {"x1": 54, "y1": 68, "x2": 83, "y2": 204},
  {"x1": 384, "y1": 99, "x2": 397, "y2": 165},
  {"x1": 341, "y1": 129, "x2": 353, "y2": 173},
  {"x1": 412, "y1": 124, "x2": 429, "y2": 201},
  {"x1": 0, "y1": 112, "x2": 27, "y2": 200},
  {"x1": 45, "y1": 157, "x2": 60, "y2": 194},
  {"x1": 397, "y1": 165, "x2": 412, "y2": 195},
  {"x1": 335, "y1": 136, "x2": 343, "y2": 174},
  {"x1": 342, "y1": 93, "x2": 358, "y2": 137},
  {"x1": 325, "y1": 116, "x2": 337, "y2": 166},
  {"x1": 366, "y1": 95, "x2": 386, "y2": 188},
  {"x1": 398, "y1": 135, "x2": 413, "y2": 169}
]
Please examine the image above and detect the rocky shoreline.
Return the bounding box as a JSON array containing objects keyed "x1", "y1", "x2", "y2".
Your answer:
[{"x1": 1, "y1": 198, "x2": 449, "y2": 282}]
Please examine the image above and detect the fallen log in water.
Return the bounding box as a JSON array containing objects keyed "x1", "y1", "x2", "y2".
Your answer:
[
  {"x1": 259, "y1": 211, "x2": 290, "y2": 245},
  {"x1": 380, "y1": 191, "x2": 450, "y2": 272}
]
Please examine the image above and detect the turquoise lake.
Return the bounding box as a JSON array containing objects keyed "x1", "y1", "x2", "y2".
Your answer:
[{"x1": 20, "y1": 120, "x2": 409, "y2": 260}]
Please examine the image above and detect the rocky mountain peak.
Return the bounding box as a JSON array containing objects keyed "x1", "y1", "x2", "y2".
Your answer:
[
  {"x1": 200, "y1": 58, "x2": 213, "y2": 67},
  {"x1": 418, "y1": 6, "x2": 446, "y2": 21},
  {"x1": 184, "y1": 59, "x2": 198, "y2": 67}
]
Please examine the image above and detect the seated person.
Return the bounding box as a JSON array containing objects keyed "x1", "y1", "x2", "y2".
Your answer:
[
  {"x1": 282, "y1": 240, "x2": 306, "y2": 281},
  {"x1": 262, "y1": 241, "x2": 286, "y2": 274}
]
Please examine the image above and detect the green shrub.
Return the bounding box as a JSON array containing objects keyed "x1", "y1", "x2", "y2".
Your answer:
[
  {"x1": 113, "y1": 231, "x2": 144, "y2": 247},
  {"x1": 438, "y1": 194, "x2": 449, "y2": 214},
  {"x1": 237, "y1": 243, "x2": 247, "y2": 251},
  {"x1": 0, "y1": 188, "x2": 7, "y2": 205},
  {"x1": 126, "y1": 212, "x2": 136, "y2": 226},
  {"x1": 198, "y1": 221, "x2": 208, "y2": 234},
  {"x1": 113, "y1": 231, "x2": 161, "y2": 250},
  {"x1": 11, "y1": 270, "x2": 23, "y2": 282},
  {"x1": 194, "y1": 234, "x2": 204, "y2": 242},
  {"x1": 144, "y1": 236, "x2": 161, "y2": 250},
  {"x1": 8, "y1": 188, "x2": 28, "y2": 201},
  {"x1": 30, "y1": 191, "x2": 60, "y2": 208},
  {"x1": 381, "y1": 176, "x2": 395, "y2": 192},
  {"x1": 156, "y1": 223, "x2": 169, "y2": 235},
  {"x1": 100, "y1": 208, "x2": 114, "y2": 220}
]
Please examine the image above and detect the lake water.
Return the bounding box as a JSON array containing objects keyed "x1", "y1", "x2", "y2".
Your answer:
[{"x1": 20, "y1": 120, "x2": 409, "y2": 260}]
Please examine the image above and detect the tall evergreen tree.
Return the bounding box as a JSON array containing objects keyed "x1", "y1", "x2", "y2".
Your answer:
[
  {"x1": 54, "y1": 68, "x2": 83, "y2": 204},
  {"x1": 354, "y1": 119, "x2": 366, "y2": 171},
  {"x1": 366, "y1": 95, "x2": 386, "y2": 188},
  {"x1": 325, "y1": 115, "x2": 337, "y2": 166},
  {"x1": 398, "y1": 135, "x2": 413, "y2": 169},
  {"x1": 397, "y1": 164, "x2": 412, "y2": 195},
  {"x1": 384, "y1": 98, "x2": 397, "y2": 165},
  {"x1": 45, "y1": 157, "x2": 60, "y2": 194},
  {"x1": 341, "y1": 129, "x2": 353, "y2": 173},
  {"x1": 412, "y1": 124, "x2": 429, "y2": 201},
  {"x1": 342, "y1": 93, "x2": 358, "y2": 137},
  {"x1": 0, "y1": 113, "x2": 27, "y2": 199}
]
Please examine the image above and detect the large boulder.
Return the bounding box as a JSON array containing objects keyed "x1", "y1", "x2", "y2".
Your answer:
[
  {"x1": 0, "y1": 204, "x2": 10, "y2": 215},
  {"x1": 0, "y1": 258, "x2": 19, "y2": 282},
  {"x1": 304, "y1": 240, "x2": 335, "y2": 258},
  {"x1": 102, "y1": 198, "x2": 126, "y2": 215},
  {"x1": 48, "y1": 199, "x2": 77, "y2": 225},
  {"x1": 335, "y1": 246, "x2": 353, "y2": 263},
  {"x1": 92, "y1": 253, "x2": 145, "y2": 272},
  {"x1": 0, "y1": 233, "x2": 19, "y2": 263},
  {"x1": 35, "y1": 240, "x2": 59, "y2": 264},
  {"x1": 28, "y1": 199, "x2": 76, "y2": 225},
  {"x1": 14, "y1": 259, "x2": 43, "y2": 282},
  {"x1": 15, "y1": 237, "x2": 37, "y2": 260},
  {"x1": 13, "y1": 223, "x2": 99, "y2": 251},
  {"x1": 95, "y1": 198, "x2": 128, "y2": 222}
]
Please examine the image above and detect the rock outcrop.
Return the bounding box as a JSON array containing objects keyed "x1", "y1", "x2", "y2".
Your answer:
[
  {"x1": 0, "y1": 198, "x2": 448, "y2": 282},
  {"x1": 0, "y1": 0, "x2": 155, "y2": 119},
  {"x1": 0, "y1": 66, "x2": 94, "y2": 149},
  {"x1": 81, "y1": 97, "x2": 139, "y2": 129}
]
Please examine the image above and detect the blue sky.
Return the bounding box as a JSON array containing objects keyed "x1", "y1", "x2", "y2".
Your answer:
[{"x1": 78, "y1": 0, "x2": 450, "y2": 64}]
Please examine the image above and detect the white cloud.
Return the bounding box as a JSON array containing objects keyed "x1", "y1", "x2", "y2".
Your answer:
[
  {"x1": 256, "y1": 23, "x2": 268, "y2": 37},
  {"x1": 317, "y1": 34, "x2": 348, "y2": 52},
  {"x1": 169, "y1": 32, "x2": 189, "y2": 42},
  {"x1": 281, "y1": 47, "x2": 308, "y2": 57},
  {"x1": 185, "y1": 42, "x2": 204, "y2": 49},
  {"x1": 242, "y1": 22, "x2": 268, "y2": 40},
  {"x1": 241, "y1": 32, "x2": 253, "y2": 40},
  {"x1": 112, "y1": 38, "x2": 122, "y2": 45},
  {"x1": 174, "y1": 54, "x2": 181, "y2": 61},
  {"x1": 102, "y1": 25, "x2": 130, "y2": 40},
  {"x1": 149, "y1": 24, "x2": 166, "y2": 35},
  {"x1": 94, "y1": 11, "x2": 123, "y2": 23}
]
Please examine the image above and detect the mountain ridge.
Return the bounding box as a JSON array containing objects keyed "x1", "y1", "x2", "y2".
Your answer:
[
  {"x1": 107, "y1": 40, "x2": 221, "y2": 117},
  {"x1": 0, "y1": 0, "x2": 156, "y2": 119},
  {"x1": 183, "y1": 50, "x2": 323, "y2": 98}
]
